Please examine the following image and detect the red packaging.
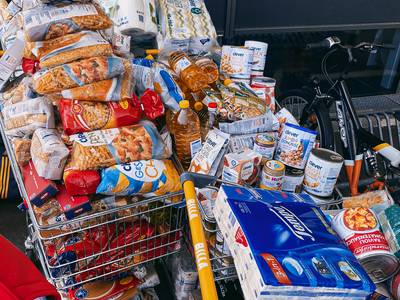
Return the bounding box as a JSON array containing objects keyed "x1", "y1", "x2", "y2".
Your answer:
[
  {"x1": 59, "y1": 97, "x2": 142, "y2": 135},
  {"x1": 22, "y1": 160, "x2": 58, "y2": 207},
  {"x1": 140, "y1": 89, "x2": 165, "y2": 120},
  {"x1": 64, "y1": 169, "x2": 100, "y2": 196},
  {"x1": 68, "y1": 276, "x2": 141, "y2": 300},
  {"x1": 56, "y1": 185, "x2": 92, "y2": 220}
]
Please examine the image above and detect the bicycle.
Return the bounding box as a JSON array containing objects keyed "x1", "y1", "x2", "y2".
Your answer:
[{"x1": 278, "y1": 36, "x2": 400, "y2": 196}]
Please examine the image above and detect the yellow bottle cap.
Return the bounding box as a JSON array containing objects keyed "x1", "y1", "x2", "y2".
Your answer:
[
  {"x1": 179, "y1": 100, "x2": 190, "y2": 109},
  {"x1": 194, "y1": 101, "x2": 203, "y2": 111},
  {"x1": 224, "y1": 79, "x2": 233, "y2": 86},
  {"x1": 145, "y1": 54, "x2": 155, "y2": 60},
  {"x1": 146, "y1": 49, "x2": 159, "y2": 55}
]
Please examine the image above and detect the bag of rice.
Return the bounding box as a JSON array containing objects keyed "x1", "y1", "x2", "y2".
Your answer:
[
  {"x1": 96, "y1": 159, "x2": 181, "y2": 197},
  {"x1": 31, "y1": 128, "x2": 69, "y2": 180},
  {"x1": 60, "y1": 70, "x2": 133, "y2": 101},
  {"x1": 27, "y1": 31, "x2": 113, "y2": 68},
  {"x1": 68, "y1": 121, "x2": 169, "y2": 170},
  {"x1": 22, "y1": 3, "x2": 112, "y2": 42},
  {"x1": 2, "y1": 97, "x2": 55, "y2": 137},
  {"x1": 32, "y1": 56, "x2": 127, "y2": 94}
]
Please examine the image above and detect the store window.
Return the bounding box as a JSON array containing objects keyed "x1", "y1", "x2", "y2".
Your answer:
[{"x1": 233, "y1": 29, "x2": 400, "y2": 97}]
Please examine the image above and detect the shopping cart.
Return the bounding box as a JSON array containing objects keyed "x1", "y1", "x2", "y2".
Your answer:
[
  {"x1": 181, "y1": 172, "x2": 344, "y2": 300},
  {"x1": 0, "y1": 116, "x2": 186, "y2": 291}
]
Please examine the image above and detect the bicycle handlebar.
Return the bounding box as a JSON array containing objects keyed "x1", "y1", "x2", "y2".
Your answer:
[{"x1": 306, "y1": 36, "x2": 394, "y2": 52}]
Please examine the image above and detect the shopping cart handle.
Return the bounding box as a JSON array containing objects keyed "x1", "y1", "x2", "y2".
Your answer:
[
  {"x1": 181, "y1": 172, "x2": 218, "y2": 300},
  {"x1": 180, "y1": 172, "x2": 218, "y2": 187}
]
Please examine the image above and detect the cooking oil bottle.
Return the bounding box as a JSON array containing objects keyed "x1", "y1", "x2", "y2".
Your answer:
[
  {"x1": 173, "y1": 100, "x2": 202, "y2": 169},
  {"x1": 195, "y1": 57, "x2": 219, "y2": 84},
  {"x1": 169, "y1": 51, "x2": 209, "y2": 92}
]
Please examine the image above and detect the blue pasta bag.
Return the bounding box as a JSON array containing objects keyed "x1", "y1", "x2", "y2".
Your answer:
[{"x1": 96, "y1": 159, "x2": 181, "y2": 198}]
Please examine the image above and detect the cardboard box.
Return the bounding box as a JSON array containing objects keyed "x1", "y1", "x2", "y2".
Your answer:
[
  {"x1": 56, "y1": 185, "x2": 91, "y2": 220},
  {"x1": 22, "y1": 160, "x2": 58, "y2": 207}
]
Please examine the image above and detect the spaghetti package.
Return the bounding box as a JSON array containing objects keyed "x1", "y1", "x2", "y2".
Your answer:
[
  {"x1": 60, "y1": 71, "x2": 133, "y2": 101},
  {"x1": 68, "y1": 121, "x2": 169, "y2": 170},
  {"x1": 59, "y1": 97, "x2": 142, "y2": 135},
  {"x1": 32, "y1": 56, "x2": 126, "y2": 94},
  {"x1": 96, "y1": 159, "x2": 181, "y2": 197},
  {"x1": 22, "y1": 3, "x2": 112, "y2": 42},
  {"x1": 31, "y1": 128, "x2": 69, "y2": 180},
  {"x1": 28, "y1": 31, "x2": 113, "y2": 68},
  {"x1": 2, "y1": 97, "x2": 55, "y2": 137}
]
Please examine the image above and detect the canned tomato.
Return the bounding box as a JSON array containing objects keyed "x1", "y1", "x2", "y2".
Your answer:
[
  {"x1": 260, "y1": 160, "x2": 285, "y2": 190},
  {"x1": 250, "y1": 76, "x2": 276, "y2": 112},
  {"x1": 332, "y1": 207, "x2": 399, "y2": 283},
  {"x1": 244, "y1": 40, "x2": 268, "y2": 77},
  {"x1": 275, "y1": 123, "x2": 317, "y2": 169},
  {"x1": 389, "y1": 272, "x2": 400, "y2": 300},
  {"x1": 282, "y1": 167, "x2": 304, "y2": 193},
  {"x1": 253, "y1": 134, "x2": 276, "y2": 163},
  {"x1": 220, "y1": 46, "x2": 253, "y2": 83},
  {"x1": 303, "y1": 148, "x2": 344, "y2": 197}
]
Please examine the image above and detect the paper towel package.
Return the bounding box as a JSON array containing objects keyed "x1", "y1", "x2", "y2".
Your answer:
[{"x1": 214, "y1": 185, "x2": 375, "y2": 300}]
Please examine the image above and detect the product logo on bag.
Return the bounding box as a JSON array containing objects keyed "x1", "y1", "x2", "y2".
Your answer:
[{"x1": 269, "y1": 206, "x2": 315, "y2": 241}]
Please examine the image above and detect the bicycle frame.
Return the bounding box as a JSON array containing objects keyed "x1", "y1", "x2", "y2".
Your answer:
[{"x1": 335, "y1": 78, "x2": 400, "y2": 195}]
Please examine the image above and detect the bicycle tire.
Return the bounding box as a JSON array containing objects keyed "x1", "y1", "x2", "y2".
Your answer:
[{"x1": 277, "y1": 89, "x2": 335, "y2": 150}]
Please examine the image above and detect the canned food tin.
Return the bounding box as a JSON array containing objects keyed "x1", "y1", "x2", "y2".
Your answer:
[
  {"x1": 282, "y1": 167, "x2": 304, "y2": 193},
  {"x1": 275, "y1": 123, "x2": 317, "y2": 169},
  {"x1": 220, "y1": 46, "x2": 253, "y2": 83},
  {"x1": 389, "y1": 272, "x2": 400, "y2": 300},
  {"x1": 253, "y1": 134, "x2": 276, "y2": 162},
  {"x1": 303, "y1": 148, "x2": 344, "y2": 197},
  {"x1": 260, "y1": 160, "x2": 285, "y2": 190},
  {"x1": 250, "y1": 76, "x2": 276, "y2": 112},
  {"x1": 244, "y1": 41, "x2": 268, "y2": 77},
  {"x1": 332, "y1": 207, "x2": 399, "y2": 283}
]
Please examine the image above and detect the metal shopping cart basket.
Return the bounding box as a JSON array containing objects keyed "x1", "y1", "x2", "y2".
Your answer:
[
  {"x1": 180, "y1": 172, "x2": 344, "y2": 300},
  {"x1": 0, "y1": 116, "x2": 186, "y2": 291}
]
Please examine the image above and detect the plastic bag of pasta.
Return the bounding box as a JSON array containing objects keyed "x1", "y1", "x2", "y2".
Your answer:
[
  {"x1": 32, "y1": 56, "x2": 126, "y2": 94},
  {"x1": 27, "y1": 31, "x2": 113, "y2": 68},
  {"x1": 68, "y1": 121, "x2": 169, "y2": 170},
  {"x1": 60, "y1": 70, "x2": 133, "y2": 101},
  {"x1": 22, "y1": 3, "x2": 112, "y2": 42},
  {"x1": 59, "y1": 97, "x2": 142, "y2": 135},
  {"x1": 2, "y1": 97, "x2": 55, "y2": 137},
  {"x1": 96, "y1": 159, "x2": 181, "y2": 197}
]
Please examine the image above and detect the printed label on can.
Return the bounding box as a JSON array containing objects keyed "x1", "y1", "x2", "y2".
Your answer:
[
  {"x1": 253, "y1": 135, "x2": 275, "y2": 159},
  {"x1": 274, "y1": 123, "x2": 317, "y2": 169},
  {"x1": 245, "y1": 41, "x2": 268, "y2": 76},
  {"x1": 220, "y1": 46, "x2": 253, "y2": 80},
  {"x1": 303, "y1": 149, "x2": 343, "y2": 197},
  {"x1": 282, "y1": 173, "x2": 304, "y2": 193},
  {"x1": 260, "y1": 161, "x2": 284, "y2": 190},
  {"x1": 332, "y1": 208, "x2": 391, "y2": 260}
]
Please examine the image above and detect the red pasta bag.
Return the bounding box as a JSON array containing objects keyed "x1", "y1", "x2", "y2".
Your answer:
[
  {"x1": 59, "y1": 96, "x2": 142, "y2": 135},
  {"x1": 64, "y1": 169, "x2": 101, "y2": 196}
]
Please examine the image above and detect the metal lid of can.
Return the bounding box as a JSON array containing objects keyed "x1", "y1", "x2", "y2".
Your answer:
[
  {"x1": 360, "y1": 253, "x2": 399, "y2": 283},
  {"x1": 311, "y1": 148, "x2": 344, "y2": 163},
  {"x1": 265, "y1": 160, "x2": 285, "y2": 172},
  {"x1": 286, "y1": 166, "x2": 304, "y2": 176},
  {"x1": 256, "y1": 134, "x2": 275, "y2": 146}
]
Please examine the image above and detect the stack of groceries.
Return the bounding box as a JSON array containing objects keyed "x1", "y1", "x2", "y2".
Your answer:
[{"x1": 0, "y1": 0, "x2": 399, "y2": 299}]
